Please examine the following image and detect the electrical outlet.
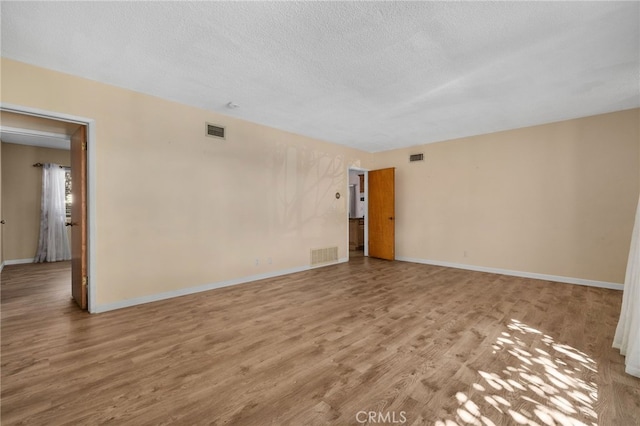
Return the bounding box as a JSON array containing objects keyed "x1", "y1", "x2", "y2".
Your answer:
[
  {"x1": 255, "y1": 258, "x2": 259, "y2": 266},
  {"x1": 268, "y1": 257, "x2": 272, "y2": 265},
  {"x1": 463, "y1": 250, "x2": 468, "y2": 258}
]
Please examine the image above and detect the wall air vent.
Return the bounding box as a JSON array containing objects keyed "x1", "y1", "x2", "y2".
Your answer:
[
  {"x1": 310, "y1": 247, "x2": 339, "y2": 266},
  {"x1": 206, "y1": 123, "x2": 225, "y2": 139},
  {"x1": 409, "y1": 153, "x2": 424, "y2": 162}
]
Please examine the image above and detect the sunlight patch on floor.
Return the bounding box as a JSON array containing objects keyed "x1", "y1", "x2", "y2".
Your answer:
[{"x1": 435, "y1": 319, "x2": 598, "y2": 426}]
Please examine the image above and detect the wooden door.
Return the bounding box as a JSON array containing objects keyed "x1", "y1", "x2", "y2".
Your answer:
[
  {"x1": 368, "y1": 168, "x2": 395, "y2": 260},
  {"x1": 70, "y1": 126, "x2": 87, "y2": 309}
]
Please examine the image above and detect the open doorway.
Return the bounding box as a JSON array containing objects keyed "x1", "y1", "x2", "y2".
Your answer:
[
  {"x1": 0, "y1": 105, "x2": 93, "y2": 311},
  {"x1": 348, "y1": 167, "x2": 396, "y2": 262},
  {"x1": 348, "y1": 168, "x2": 368, "y2": 260}
]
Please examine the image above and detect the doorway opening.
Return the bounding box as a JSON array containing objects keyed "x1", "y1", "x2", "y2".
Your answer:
[
  {"x1": 348, "y1": 167, "x2": 396, "y2": 262},
  {"x1": 348, "y1": 168, "x2": 368, "y2": 260},
  {"x1": 0, "y1": 104, "x2": 94, "y2": 311}
]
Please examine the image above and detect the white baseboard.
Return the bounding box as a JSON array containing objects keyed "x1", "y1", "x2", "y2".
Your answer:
[
  {"x1": 92, "y1": 257, "x2": 349, "y2": 314},
  {"x1": 3, "y1": 258, "x2": 35, "y2": 266},
  {"x1": 396, "y1": 256, "x2": 624, "y2": 291}
]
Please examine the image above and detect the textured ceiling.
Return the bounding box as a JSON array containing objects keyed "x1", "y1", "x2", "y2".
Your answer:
[{"x1": 1, "y1": 2, "x2": 638, "y2": 152}]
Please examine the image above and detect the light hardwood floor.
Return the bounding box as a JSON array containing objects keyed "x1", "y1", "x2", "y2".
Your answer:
[{"x1": 1, "y1": 259, "x2": 639, "y2": 425}]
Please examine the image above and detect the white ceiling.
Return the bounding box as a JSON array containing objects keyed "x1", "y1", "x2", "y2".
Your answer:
[{"x1": 1, "y1": 2, "x2": 638, "y2": 152}]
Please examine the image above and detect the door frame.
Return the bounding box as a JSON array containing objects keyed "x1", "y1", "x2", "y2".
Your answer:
[
  {"x1": 347, "y1": 167, "x2": 369, "y2": 258},
  {"x1": 1, "y1": 103, "x2": 97, "y2": 312}
]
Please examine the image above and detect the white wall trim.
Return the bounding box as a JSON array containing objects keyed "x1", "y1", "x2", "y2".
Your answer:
[
  {"x1": 1, "y1": 103, "x2": 97, "y2": 313},
  {"x1": 396, "y1": 256, "x2": 624, "y2": 291},
  {"x1": 93, "y1": 257, "x2": 349, "y2": 313},
  {"x1": 3, "y1": 258, "x2": 35, "y2": 266}
]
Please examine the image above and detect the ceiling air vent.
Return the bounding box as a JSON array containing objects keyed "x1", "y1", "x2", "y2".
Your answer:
[
  {"x1": 206, "y1": 123, "x2": 225, "y2": 139},
  {"x1": 409, "y1": 153, "x2": 424, "y2": 162}
]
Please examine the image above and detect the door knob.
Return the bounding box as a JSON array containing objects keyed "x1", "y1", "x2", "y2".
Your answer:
[
  {"x1": 66, "y1": 222, "x2": 77, "y2": 227},
  {"x1": 0, "y1": 219, "x2": 5, "y2": 224},
  {"x1": 389, "y1": 217, "x2": 394, "y2": 220}
]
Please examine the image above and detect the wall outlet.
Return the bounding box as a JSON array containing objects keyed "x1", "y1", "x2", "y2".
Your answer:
[
  {"x1": 463, "y1": 250, "x2": 468, "y2": 258},
  {"x1": 268, "y1": 257, "x2": 272, "y2": 265},
  {"x1": 255, "y1": 258, "x2": 259, "y2": 266}
]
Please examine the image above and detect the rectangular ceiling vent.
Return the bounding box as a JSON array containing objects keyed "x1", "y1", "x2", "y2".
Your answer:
[
  {"x1": 310, "y1": 247, "x2": 338, "y2": 266},
  {"x1": 409, "y1": 153, "x2": 424, "y2": 162},
  {"x1": 206, "y1": 123, "x2": 225, "y2": 139}
]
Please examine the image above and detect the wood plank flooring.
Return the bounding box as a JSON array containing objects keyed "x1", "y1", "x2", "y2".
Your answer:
[{"x1": 2, "y1": 259, "x2": 639, "y2": 425}]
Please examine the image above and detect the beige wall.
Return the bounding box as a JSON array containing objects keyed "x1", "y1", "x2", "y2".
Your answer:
[
  {"x1": 1, "y1": 142, "x2": 71, "y2": 261},
  {"x1": 2, "y1": 57, "x2": 637, "y2": 309},
  {"x1": 372, "y1": 108, "x2": 640, "y2": 284},
  {"x1": 0, "y1": 58, "x2": 373, "y2": 307}
]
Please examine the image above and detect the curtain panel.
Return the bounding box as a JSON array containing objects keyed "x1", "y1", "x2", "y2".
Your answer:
[
  {"x1": 613, "y1": 196, "x2": 640, "y2": 378},
  {"x1": 34, "y1": 163, "x2": 71, "y2": 263}
]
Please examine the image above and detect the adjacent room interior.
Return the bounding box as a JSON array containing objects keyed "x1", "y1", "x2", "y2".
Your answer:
[{"x1": 1, "y1": 2, "x2": 639, "y2": 425}]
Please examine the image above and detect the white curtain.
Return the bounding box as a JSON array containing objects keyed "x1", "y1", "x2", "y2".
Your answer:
[
  {"x1": 34, "y1": 163, "x2": 71, "y2": 262},
  {"x1": 613, "y1": 196, "x2": 640, "y2": 378}
]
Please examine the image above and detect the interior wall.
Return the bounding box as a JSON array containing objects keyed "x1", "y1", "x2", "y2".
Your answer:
[
  {"x1": 1, "y1": 142, "x2": 71, "y2": 261},
  {"x1": 0, "y1": 58, "x2": 373, "y2": 307},
  {"x1": 373, "y1": 108, "x2": 640, "y2": 284}
]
